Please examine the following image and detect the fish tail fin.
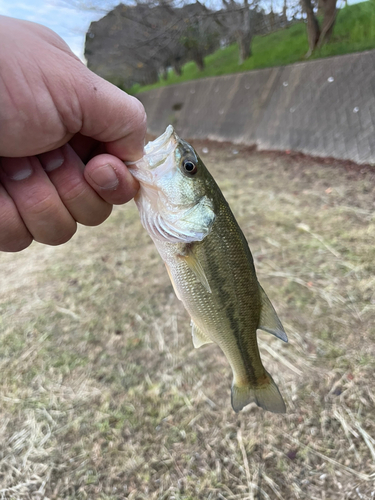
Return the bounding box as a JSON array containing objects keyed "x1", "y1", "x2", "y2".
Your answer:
[{"x1": 231, "y1": 371, "x2": 286, "y2": 414}]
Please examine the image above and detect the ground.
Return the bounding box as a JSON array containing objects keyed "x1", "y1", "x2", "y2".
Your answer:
[{"x1": 0, "y1": 144, "x2": 375, "y2": 500}]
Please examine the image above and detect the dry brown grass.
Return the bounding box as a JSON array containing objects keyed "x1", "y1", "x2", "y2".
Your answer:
[{"x1": 0, "y1": 144, "x2": 374, "y2": 500}]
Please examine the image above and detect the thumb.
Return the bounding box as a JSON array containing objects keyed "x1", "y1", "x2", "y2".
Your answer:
[{"x1": 77, "y1": 69, "x2": 147, "y2": 162}]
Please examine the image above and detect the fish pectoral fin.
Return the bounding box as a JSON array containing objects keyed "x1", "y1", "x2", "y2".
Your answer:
[
  {"x1": 258, "y1": 285, "x2": 288, "y2": 343},
  {"x1": 191, "y1": 320, "x2": 213, "y2": 348},
  {"x1": 165, "y1": 263, "x2": 182, "y2": 301},
  {"x1": 180, "y1": 253, "x2": 211, "y2": 293},
  {"x1": 231, "y1": 371, "x2": 286, "y2": 414}
]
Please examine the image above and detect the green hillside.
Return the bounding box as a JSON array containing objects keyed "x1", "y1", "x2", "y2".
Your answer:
[{"x1": 132, "y1": 1, "x2": 375, "y2": 94}]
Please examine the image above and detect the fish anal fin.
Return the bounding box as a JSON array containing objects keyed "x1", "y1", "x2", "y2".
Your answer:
[
  {"x1": 231, "y1": 371, "x2": 286, "y2": 414},
  {"x1": 258, "y1": 285, "x2": 288, "y2": 342},
  {"x1": 165, "y1": 263, "x2": 182, "y2": 301},
  {"x1": 191, "y1": 320, "x2": 213, "y2": 348},
  {"x1": 179, "y1": 253, "x2": 211, "y2": 293}
]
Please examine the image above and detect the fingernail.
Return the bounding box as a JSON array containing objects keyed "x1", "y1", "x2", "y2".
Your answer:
[
  {"x1": 1, "y1": 157, "x2": 33, "y2": 181},
  {"x1": 39, "y1": 148, "x2": 64, "y2": 172},
  {"x1": 88, "y1": 164, "x2": 119, "y2": 190}
]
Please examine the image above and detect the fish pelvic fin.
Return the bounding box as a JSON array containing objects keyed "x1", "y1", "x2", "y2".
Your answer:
[
  {"x1": 191, "y1": 320, "x2": 213, "y2": 348},
  {"x1": 258, "y1": 284, "x2": 288, "y2": 343},
  {"x1": 231, "y1": 371, "x2": 286, "y2": 414}
]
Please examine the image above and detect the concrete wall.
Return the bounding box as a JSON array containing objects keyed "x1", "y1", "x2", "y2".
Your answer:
[{"x1": 137, "y1": 50, "x2": 375, "y2": 164}]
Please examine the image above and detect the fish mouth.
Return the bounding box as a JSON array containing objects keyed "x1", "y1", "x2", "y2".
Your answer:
[
  {"x1": 127, "y1": 125, "x2": 180, "y2": 183},
  {"x1": 144, "y1": 125, "x2": 178, "y2": 163}
]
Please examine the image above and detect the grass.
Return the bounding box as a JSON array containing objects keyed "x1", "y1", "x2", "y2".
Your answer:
[
  {"x1": 132, "y1": 1, "x2": 375, "y2": 94},
  {"x1": 0, "y1": 144, "x2": 375, "y2": 498}
]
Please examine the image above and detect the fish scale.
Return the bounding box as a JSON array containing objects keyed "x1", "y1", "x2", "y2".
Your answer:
[{"x1": 128, "y1": 125, "x2": 288, "y2": 413}]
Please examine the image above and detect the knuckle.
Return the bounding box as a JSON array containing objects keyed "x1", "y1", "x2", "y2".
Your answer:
[
  {"x1": 56, "y1": 177, "x2": 113, "y2": 226},
  {"x1": 23, "y1": 192, "x2": 57, "y2": 217},
  {"x1": 15, "y1": 188, "x2": 78, "y2": 246},
  {"x1": 59, "y1": 178, "x2": 86, "y2": 205}
]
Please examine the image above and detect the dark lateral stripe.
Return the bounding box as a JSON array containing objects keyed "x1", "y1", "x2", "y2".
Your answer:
[
  {"x1": 204, "y1": 204, "x2": 259, "y2": 386},
  {"x1": 225, "y1": 304, "x2": 257, "y2": 386}
]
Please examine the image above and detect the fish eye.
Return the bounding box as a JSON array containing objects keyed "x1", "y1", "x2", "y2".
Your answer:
[{"x1": 183, "y1": 160, "x2": 198, "y2": 175}]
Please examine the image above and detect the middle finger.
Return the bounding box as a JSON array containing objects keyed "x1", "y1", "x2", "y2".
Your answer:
[{"x1": 38, "y1": 144, "x2": 112, "y2": 226}]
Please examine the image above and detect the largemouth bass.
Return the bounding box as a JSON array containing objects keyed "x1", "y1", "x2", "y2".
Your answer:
[{"x1": 128, "y1": 126, "x2": 287, "y2": 413}]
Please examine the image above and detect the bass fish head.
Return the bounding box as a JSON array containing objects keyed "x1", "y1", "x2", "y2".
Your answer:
[{"x1": 128, "y1": 125, "x2": 216, "y2": 244}]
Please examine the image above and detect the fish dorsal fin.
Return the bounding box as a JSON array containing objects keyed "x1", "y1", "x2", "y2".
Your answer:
[
  {"x1": 191, "y1": 320, "x2": 213, "y2": 348},
  {"x1": 165, "y1": 263, "x2": 182, "y2": 301},
  {"x1": 258, "y1": 285, "x2": 288, "y2": 343},
  {"x1": 180, "y1": 253, "x2": 211, "y2": 293}
]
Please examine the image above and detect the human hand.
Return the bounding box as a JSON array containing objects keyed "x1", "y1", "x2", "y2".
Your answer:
[{"x1": 0, "y1": 16, "x2": 146, "y2": 252}]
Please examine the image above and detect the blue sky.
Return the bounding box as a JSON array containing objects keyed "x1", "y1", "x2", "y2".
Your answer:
[{"x1": 0, "y1": 0, "x2": 116, "y2": 61}]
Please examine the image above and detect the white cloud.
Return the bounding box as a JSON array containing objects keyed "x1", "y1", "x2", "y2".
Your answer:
[
  {"x1": 0, "y1": 0, "x2": 104, "y2": 62},
  {"x1": 0, "y1": 0, "x2": 14, "y2": 16}
]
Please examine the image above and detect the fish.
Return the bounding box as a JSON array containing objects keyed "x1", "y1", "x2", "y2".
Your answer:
[{"x1": 127, "y1": 125, "x2": 287, "y2": 413}]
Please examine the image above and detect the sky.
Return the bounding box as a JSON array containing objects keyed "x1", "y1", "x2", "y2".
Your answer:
[{"x1": 0, "y1": 0, "x2": 117, "y2": 61}]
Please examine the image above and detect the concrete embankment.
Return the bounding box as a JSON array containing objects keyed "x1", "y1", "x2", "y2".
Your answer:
[{"x1": 137, "y1": 50, "x2": 375, "y2": 164}]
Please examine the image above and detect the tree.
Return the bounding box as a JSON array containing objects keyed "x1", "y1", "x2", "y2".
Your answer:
[
  {"x1": 179, "y1": 4, "x2": 221, "y2": 71},
  {"x1": 220, "y1": 0, "x2": 253, "y2": 64},
  {"x1": 282, "y1": 0, "x2": 288, "y2": 25},
  {"x1": 318, "y1": 0, "x2": 337, "y2": 45},
  {"x1": 83, "y1": 0, "x2": 283, "y2": 86},
  {"x1": 213, "y1": 0, "x2": 271, "y2": 65},
  {"x1": 301, "y1": 0, "x2": 337, "y2": 57},
  {"x1": 84, "y1": 1, "x2": 222, "y2": 87}
]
